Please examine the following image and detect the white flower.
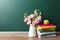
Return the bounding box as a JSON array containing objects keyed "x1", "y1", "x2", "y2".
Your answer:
[
  {"x1": 24, "y1": 17, "x2": 28, "y2": 22},
  {"x1": 27, "y1": 21, "x2": 31, "y2": 25}
]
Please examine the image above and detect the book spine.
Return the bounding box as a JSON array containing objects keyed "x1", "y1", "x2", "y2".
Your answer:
[
  {"x1": 38, "y1": 34, "x2": 56, "y2": 38},
  {"x1": 37, "y1": 31, "x2": 56, "y2": 35}
]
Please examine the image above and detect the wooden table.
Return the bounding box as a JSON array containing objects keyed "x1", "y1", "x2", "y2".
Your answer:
[{"x1": 0, "y1": 32, "x2": 60, "y2": 40}]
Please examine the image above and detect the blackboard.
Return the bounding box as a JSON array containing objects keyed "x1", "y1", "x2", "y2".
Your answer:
[{"x1": 0, "y1": 0, "x2": 60, "y2": 31}]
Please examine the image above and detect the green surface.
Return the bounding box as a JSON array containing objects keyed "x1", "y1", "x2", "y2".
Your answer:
[{"x1": 0, "y1": 0, "x2": 60, "y2": 31}]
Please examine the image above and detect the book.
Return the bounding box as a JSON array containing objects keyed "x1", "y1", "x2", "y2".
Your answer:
[
  {"x1": 37, "y1": 30, "x2": 56, "y2": 33},
  {"x1": 37, "y1": 27, "x2": 55, "y2": 30},
  {"x1": 39, "y1": 33, "x2": 56, "y2": 36},
  {"x1": 37, "y1": 24, "x2": 56, "y2": 30},
  {"x1": 38, "y1": 34, "x2": 56, "y2": 38},
  {"x1": 37, "y1": 31, "x2": 56, "y2": 35}
]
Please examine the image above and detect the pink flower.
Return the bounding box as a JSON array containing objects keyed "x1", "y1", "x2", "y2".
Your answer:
[
  {"x1": 32, "y1": 21, "x2": 36, "y2": 26},
  {"x1": 27, "y1": 21, "x2": 31, "y2": 25},
  {"x1": 24, "y1": 17, "x2": 28, "y2": 22},
  {"x1": 35, "y1": 19, "x2": 39, "y2": 22},
  {"x1": 37, "y1": 16, "x2": 42, "y2": 21},
  {"x1": 27, "y1": 16, "x2": 30, "y2": 19},
  {"x1": 36, "y1": 20, "x2": 39, "y2": 24},
  {"x1": 24, "y1": 12, "x2": 42, "y2": 26},
  {"x1": 28, "y1": 14, "x2": 34, "y2": 18},
  {"x1": 27, "y1": 17, "x2": 30, "y2": 21},
  {"x1": 34, "y1": 18, "x2": 39, "y2": 23}
]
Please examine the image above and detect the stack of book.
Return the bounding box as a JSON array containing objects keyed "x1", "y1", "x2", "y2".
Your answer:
[{"x1": 37, "y1": 24, "x2": 56, "y2": 38}]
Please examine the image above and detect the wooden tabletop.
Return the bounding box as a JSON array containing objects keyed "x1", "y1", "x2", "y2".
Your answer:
[
  {"x1": 0, "y1": 32, "x2": 60, "y2": 40},
  {"x1": 0, "y1": 36, "x2": 60, "y2": 40}
]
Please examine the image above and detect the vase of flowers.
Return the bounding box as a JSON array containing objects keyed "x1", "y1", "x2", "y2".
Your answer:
[{"x1": 24, "y1": 9, "x2": 42, "y2": 37}]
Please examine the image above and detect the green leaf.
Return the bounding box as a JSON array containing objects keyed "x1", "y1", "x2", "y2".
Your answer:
[{"x1": 39, "y1": 11, "x2": 41, "y2": 15}]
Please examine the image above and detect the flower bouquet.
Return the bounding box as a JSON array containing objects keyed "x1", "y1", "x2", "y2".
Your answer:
[
  {"x1": 24, "y1": 9, "x2": 42, "y2": 26},
  {"x1": 24, "y1": 9, "x2": 42, "y2": 37}
]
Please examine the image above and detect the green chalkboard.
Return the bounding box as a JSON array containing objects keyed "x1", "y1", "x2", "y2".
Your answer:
[{"x1": 0, "y1": 0, "x2": 60, "y2": 31}]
